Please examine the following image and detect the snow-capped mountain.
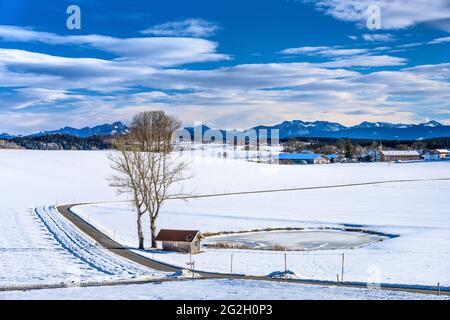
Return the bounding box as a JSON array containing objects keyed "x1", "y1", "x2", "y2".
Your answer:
[
  {"x1": 250, "y1": 120, "x2": 450, "y2": 140},
  {"x1": 251, "y1": 120, "x2": 346, "y2": 139},
  {"x1": 31, "y1": 122, "x2": 129, "y2": 138},
  {"x1": 184, "y1": 120, "x2": 449, "y2": 140},
  {"x1": 352, "y1": 121, "x2": 410, "y2": 129},
  {"x1": 420, "y1": 120, "x2": 442, "y2": 127},
  {"x1": 0, "y1": 133, "x2": 16, "y2": 139},
  {"x1": 329, "y1": 120, "x2": 448, "y2": 140}
]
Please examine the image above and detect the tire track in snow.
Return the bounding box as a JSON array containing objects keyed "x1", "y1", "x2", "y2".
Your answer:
[{"x1": 33, "y1": 206, "x2": 155, "y2": 277}]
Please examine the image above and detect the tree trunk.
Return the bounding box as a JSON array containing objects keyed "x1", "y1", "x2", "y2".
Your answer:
[
  {"x1": 137, "y1": 217, "x2": 144, "y2": 249},
  {"x1": 150, "y1": 219, "x2": 157, "y2": 248},
  {"x1": 135, "y1": 207, "x2": 144, "y2": 249}
]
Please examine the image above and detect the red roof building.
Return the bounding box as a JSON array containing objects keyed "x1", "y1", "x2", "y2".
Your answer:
[{"x1": 156, "y1": 229, "x2": 202, "y2": 253}]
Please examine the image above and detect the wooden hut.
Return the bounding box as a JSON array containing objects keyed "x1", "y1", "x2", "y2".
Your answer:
[{"x1": 155, "y1": 229, "x2": 202, "y2": 253}]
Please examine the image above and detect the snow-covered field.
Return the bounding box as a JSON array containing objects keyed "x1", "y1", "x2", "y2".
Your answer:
[
  {"x1": 73, "y1": 178, "x2": 450, "y2": 288},
  {"x1": 0, "y1": 205, "x2": 164, "y2": 288},
  {"x1": 0, "y1": 150, "x2": 166, "y2": 288},
  {"x1": 1, "y1": 279, "x2": 446, "y2": 300},
  {"x1": 1, "y1": 149, "x2": 449, "y2": 298}
]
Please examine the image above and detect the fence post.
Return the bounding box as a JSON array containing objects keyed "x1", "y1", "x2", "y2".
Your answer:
[
  {"x1": 230, "y1": 253, "x2": 233, "y2": 274},
  {"x1": 284, "y1": 252, "x2": 287, "y2": 282},
  {"x1": 438, "y1": 282, "x2": 440, "y2": 296},
  {"x1": 337, "y1": 274, "x2": 340, "y2": 285},
  {"x1": 341, "y1": 253, "x2": 345, "y2": 283}
]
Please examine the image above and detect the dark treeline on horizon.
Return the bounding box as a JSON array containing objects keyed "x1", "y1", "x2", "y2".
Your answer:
[
  {"x1": 1, "y1": 133, "x2": 450, "y2": 151},
  {"x1": 6, "y1": 134, "x2": 114, "y2": 150},
  {"x1": 280, "y1": 137, "x2": 450, "y2": 149}
]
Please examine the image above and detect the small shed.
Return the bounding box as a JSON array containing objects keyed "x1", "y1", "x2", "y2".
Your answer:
[{"x1": 155, "y1": 229, "x2": 203, "y2": 254}]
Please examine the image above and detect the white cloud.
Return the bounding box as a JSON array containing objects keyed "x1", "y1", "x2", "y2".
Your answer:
[
  {"x1": 1, "y1": 45, "x2": 448, "y2": 132},
  {"x1": 0, "y1": 49, "x2": 357, "y2": 92},
  {"x1": 0, "y1": 88, "x2": 74, "y2": 110},
  {"x1": 319, "y1": 55, "x2": 407, "y2": 68},
  {"x1": 0, "y1": 25, "x2": 229, "y2": 66},
  {"x1": 362, "y1": 33, "x2": 395, "y2": 42},
  {"x1": 279, "y1": 45, "x2": 404, "y2": 68},
  {"x1": 280, "y1": 46, "x2": 369, "y2": 56},
  {"x1": 141, "y1": 19, "x2": 219, "y2": 37},
  {"x1": 395, "y1": 42, "x2": 424, "y2": 48},
  {"x1": 147, "y1": 63, "x2": 358, "y2": 90},
  {"x1": 429, "y1": 36, "x2": 450, "y2": 44},
  {"x1": 279, "y1": 46, "x2": 330, "y2": 54},
  {"x1": 0, "y1": 49, "x2": 158, "y2": 91},
  {"x1": 403, "y1": 63, "x2": 450, "y2": 81},
  {"x1": 301, "y1": 0, "x2": 450, "y2": 30}
]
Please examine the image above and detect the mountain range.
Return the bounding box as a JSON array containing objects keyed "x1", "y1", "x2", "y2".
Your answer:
[
  {"x1": 247, "y1": 120, "x2": 449, "y2": 140},
  {"x1": 0, "y1": 122, "x2": 129, "y2": 139},
  {"x1": 1, "y1": 120, "x2": 450, "y2": 141}
]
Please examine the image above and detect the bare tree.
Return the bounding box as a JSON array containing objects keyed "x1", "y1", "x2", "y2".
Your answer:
[
  {"x1": 109, "y1": 134, "x2": 147, "y2": 249},
  {"x1": 133, "y1": 112, "x2": 190, "y2": 248},
  {"x1": 109, "y1": 111, "x2": 190, "y2": 249}
]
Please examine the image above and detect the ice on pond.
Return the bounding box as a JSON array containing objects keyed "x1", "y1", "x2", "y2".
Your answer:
[{"x1": 204, "y1": 230, "x2": 388, "y2": 251}]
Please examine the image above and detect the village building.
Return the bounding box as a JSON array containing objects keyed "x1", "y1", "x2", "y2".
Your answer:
[
  {"x1": 155, "y1": 229, "x2": 203, "y2": 254},
  {"x1": 326, "y1": 154, "x2": 339, "y2": 163},
  {"x1": 433, "y1": 149, "x2": 450, "y2": 160},
  {"x1": 422, "y1": 152, "x2": 440, "y2": 161},
  {"x1": 380, "y1": 150, "x2": 421, "y2": 162},
  {"x1": 277, "y1": 153, "x2": 330, "y2": 165}
]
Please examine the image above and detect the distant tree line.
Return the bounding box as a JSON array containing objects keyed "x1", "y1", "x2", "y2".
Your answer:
[
  {"x1": 283, "y1": 137, "x2": 450, "y2": 161},
  {"x1": 6, "y1": 134, "x2": 114, "y2": 150}
]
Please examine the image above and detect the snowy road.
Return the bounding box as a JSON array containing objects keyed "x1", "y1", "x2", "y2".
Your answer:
[{"x1": 34, "y1": 206, "x2": 157, "y2": 277}]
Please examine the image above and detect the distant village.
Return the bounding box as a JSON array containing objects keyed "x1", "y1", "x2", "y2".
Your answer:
[
  {"x1": 276, "y1": 139, "x2": 450, "y2": 164},
  {"x1": 183, "y1": 136, "x2": 450, "y2": 165},
  {"x1": 276, "y1": 148, "x2": 450, "y2": 165}
]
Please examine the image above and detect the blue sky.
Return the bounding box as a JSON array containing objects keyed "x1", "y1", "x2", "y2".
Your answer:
[{"x1": 0, "y1": 0, "x2": 449, "y2": 134}]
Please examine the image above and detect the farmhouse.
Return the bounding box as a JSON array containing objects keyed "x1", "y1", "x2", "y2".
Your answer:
[
  {"x1": 380, "y1": 150, "x2": 421, "y2": 162},
  {"x1": 433, "y1": 149, "x2": 450, "y2": 160},
  {"x1": 155, "y1": 229, "x2": 203, "y2": 253},
  {"x1": 277, "y1": 153, "x2": 330, "y2": 165}
]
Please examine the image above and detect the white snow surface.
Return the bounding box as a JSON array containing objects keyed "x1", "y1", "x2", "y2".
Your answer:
[
  {"x1": 73, "y1": 179, "x2": 450, "y2": 288},
  {"x1": 1, "y1": 149, "x2": 449, "y2": 298},
  {"x1": 1, "y1": 279, "x2": 447, "y2": 300},
  {"x1": 69, "y1": 150, "x2": 450, "y2": 289},
  {"x1": 0, "y1": 205, "x2": 162, "y2": 287}
]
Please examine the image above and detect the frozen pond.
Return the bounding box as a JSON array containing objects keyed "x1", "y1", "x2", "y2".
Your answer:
[{"x1": 205, "y1": 230, "x2": 388, "y2": 251}]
